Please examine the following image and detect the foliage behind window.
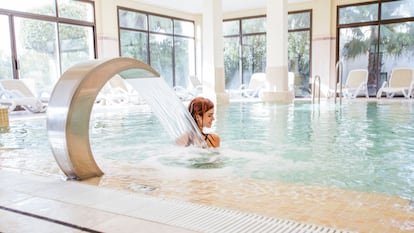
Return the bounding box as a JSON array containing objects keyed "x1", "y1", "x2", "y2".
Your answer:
[{"x1": 118, "y1": 8, "x2": 195, "y2": 88}]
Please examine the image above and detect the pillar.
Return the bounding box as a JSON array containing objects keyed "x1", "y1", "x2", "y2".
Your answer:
[
  {"x1": 312, "y1": 0, "x2": 334, "y2": 97},
  {"x1": 262, "y1": 0, "x2": 293, "y2": 103},
  {"x1": 95, "y1": 0, "x2": 119, "y2": 59},
  {"x1": 202, "y1": 0, "x2": 229, "y2": 104}
]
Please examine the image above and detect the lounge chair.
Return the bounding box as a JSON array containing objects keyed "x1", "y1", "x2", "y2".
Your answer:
[
  {"x1": 97, "y1": 75, "x2": 144, "y2": 105},
  {"x1": 230, "y1": 72, "x2": 267, "y2": 98},
  {"x1": 329, "y1": 69, "x2": 369, "y2": 99},
  {"x1": 376, "y1": 68, "x2": 414, "y2": 99},
  {"x1": 0, "y1": 79, "x2": 47, "y2": 113},
  {"x1": 342, "y1": 69, "x2": 369, "y2": 98},
  {"x1": 173, "y1": 75, "x2": 203, "y2": 101},
  {"x1": 189, "y1": 75, "x2": 203, "y2": 95}
]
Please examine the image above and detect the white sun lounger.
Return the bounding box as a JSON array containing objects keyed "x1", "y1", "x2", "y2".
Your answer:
[
  {"x1": 173, "y1": 75, "x2": 203, "y2": 101},
  {"x1": 376, "y1": 68, "x2": 414, "y2": 99},
  {"x1": 229, "y1": 72, "x2": 267, "y2": 98},
  {"x1": 96, "y1": 75, "x2": 145, "y2": 105},
  {"x1": 0, "y1": 79, "x2": 47, "y2": 113},
  {"x1": 342, "y1": 69, "x2": 369, "y2": 98}
]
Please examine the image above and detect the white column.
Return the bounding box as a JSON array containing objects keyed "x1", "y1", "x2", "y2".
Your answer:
[
  {"x1": 95, "y1": 0, "x2": 119, "y2": 59},
  {"x1": 202, "y1": 0, "x2": 229, "y2": 104},
  {"x1": 312, "y1": 0, "x2": 334, "y2": 97},
  {"x1": 262, "y1": 0, "x2": 293, "y2": 102}
]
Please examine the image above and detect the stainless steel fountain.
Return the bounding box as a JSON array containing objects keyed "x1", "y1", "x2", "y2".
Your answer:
[{"x1": 47, "y1": 57, "x2": 160, "y2": 180}]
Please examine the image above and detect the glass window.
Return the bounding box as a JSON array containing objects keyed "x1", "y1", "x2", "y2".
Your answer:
[
  {"x1": 379, "y1": 22, "x2": 414, "y2": 87},
  {"x1": 14, "y1": 17, "x2": 59, "y2": 93},
  {"x1": 0, "y1": 0, "x2": 96, "y2": 98},
  {"x1": 149, "y1": 15, "x2": 173, "y2": 34},
  {"x1": 338, "y1": 2, "x2": 414, "y2": 96},
  {"x1": 0, "y1": 0, "x2": 56, "y2": 16},
  {"x1": 242, "y1": 17, "x2": 266, "y2": 34},
  {"x1": 0, "y1": 15, "x2": 13, "y2": 80},
  {"x1": 288, "y1": 11, "x2": 310, "y2": 30},
  {"x1": 223, "y1": 37, "x2": 240, "y2": 89},
  {"x1": 174, "y1": 20, "x2": 194, "y2": 37},
  {"x1": 381, "y1": 0, "x2": 414, "y2": 20},
  {"x1": 223, "y1": 20, "x2": 240, "y2": 36},
  {"x1": 339, "y1": 25, "x2": 378, "y2": 96},
  {"x1": 120, "y1": 30, "x2": 148, "y2": 63},
  {"x1": 150, "y1": 34, "x2": 173, "y2": 86},
  {"x1": 57, "y1": 0, "x2": 94, "y2": 22},
  {"x1": 338, "y1": 4, "x2": 378, "y2": 25},
  {"x1": 288, "y1": 31, "x2": 310, "y2": 97},
  {"x1": 288, "y1": 11, "x2": 311, "y2": 98},
  {"x1": 119, "y1": 8, "x2": 196, "y2": 87},
  {"x1": 223, "y1": 16, "x2": 266, "y2": 90},
  {"x1": 174, "y1": 37, "x2": 195, "y2": 87},
  {"x1": 242, "y1": 35, "x2": 266, "y2": 83},
  {"x1": 59, "y1": 24, "x2": 95, "y2": 73},
  {"x1": 119, "y1": 10, "x2": 147, "y2": 30}
]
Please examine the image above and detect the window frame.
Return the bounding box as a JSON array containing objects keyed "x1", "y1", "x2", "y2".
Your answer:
[
  {"x1": 336, "y1": 0, "x2": 414, "y2": 95},
  {"x1": 117, "y1": 6, "x2": 196, "y2": 87},
  {"x1": 0, "y1": 0, "x2": 96, "y2": 80}
]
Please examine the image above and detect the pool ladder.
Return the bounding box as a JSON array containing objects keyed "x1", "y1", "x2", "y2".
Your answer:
[
  {"x1": 312, "y1": 75, "x2": 321, "y2": 104},
  {"x1": 334, "y1": 60, "x2": 344, "y2": 105}
]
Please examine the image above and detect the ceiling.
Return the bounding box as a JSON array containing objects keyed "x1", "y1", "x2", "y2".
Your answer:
[{"x1": 132, "y1": 0, "x2": 310, "y2": 14}]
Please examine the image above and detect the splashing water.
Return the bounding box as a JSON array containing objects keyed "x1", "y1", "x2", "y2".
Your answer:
[{"x1": 126, "y1": 77, "x2": 206, "y2": 148}]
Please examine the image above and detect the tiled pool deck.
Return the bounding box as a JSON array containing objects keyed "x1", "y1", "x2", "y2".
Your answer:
[
  {"x1": 1, "y1": 169, "x2": 362, "y2": 233},
  {"x1": 0, "y1": 169, "x2": 196, "y2": 233},
  {"x1": 1, "y1": 167, "x2": 413, "y2": 233}
]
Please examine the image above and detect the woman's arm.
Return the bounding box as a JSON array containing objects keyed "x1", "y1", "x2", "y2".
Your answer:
[{"x1": 176, "y1": 133, "x2": 191, "y2": 146}]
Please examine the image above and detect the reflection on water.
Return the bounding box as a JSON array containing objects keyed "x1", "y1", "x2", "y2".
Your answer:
[{"x1": 0, "y1": 100, "x2": 414, "y2": 203}]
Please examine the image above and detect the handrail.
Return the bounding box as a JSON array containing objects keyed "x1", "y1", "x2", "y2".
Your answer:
[
  {"x1": 312, "y1": 75, "x2": 321, "y2": 104},
  {"x1": 335, "y1": 60, "x2": 344, "y2": 105}
]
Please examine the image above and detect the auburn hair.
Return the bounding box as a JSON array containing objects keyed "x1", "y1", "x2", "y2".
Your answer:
[{"x1": 188, "y1": 97, "x2": 214, "y2": 120}]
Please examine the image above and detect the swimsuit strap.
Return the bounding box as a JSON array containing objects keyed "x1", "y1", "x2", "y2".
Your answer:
[{"x1": 204, "y1": 133, "x2": 213, "y2": 145}]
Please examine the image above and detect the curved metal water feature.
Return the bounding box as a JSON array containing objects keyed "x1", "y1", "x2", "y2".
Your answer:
[{"x1": 47, "y1": 58, "x2": 160, "y2": 180}]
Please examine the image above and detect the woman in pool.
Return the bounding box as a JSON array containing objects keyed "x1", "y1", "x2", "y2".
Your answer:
[{"x1": 177, "y1": 97, "x2": 220, "y2": 148}]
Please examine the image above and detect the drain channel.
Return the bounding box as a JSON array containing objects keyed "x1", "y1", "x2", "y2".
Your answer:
[{"x1": 129, "y1": 198, "x2": 358, "y2": 233}]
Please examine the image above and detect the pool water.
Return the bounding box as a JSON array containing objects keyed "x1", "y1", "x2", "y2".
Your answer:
[
  {"x1": 217, "y1": 101, "x2": 414, "y2": 202},
  {"x1": 0, "y1": 100, "x2": 413, "y2": 202}
]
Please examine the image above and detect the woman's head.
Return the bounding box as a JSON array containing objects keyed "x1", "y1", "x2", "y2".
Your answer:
[{"x1": 188, "y1": 97, "x2": 215, "y2": 129}]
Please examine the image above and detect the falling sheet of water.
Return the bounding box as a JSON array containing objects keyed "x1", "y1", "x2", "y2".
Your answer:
[{"x1": 126, "y1": 77, "x2": 206, "y2": 148}]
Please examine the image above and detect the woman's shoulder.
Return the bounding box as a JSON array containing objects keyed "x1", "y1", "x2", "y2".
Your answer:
[{"x1": 206, "y1": 133, "x2": 220, "y2": 148}]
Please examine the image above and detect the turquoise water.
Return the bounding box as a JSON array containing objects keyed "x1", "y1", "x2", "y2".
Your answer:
[
  {"x1": 0, "y1": 100, "x2": 413, "y2": 202},
  {"x1": 218, "y1": 101, "x2": 414, "y2": 202}
]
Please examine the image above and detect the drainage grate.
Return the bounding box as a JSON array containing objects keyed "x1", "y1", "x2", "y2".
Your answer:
[{"x1": 130, "y1": 198, "x2": 357, "y2": 233}]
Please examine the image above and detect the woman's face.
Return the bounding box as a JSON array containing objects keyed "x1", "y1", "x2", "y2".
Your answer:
[{"x1": 197, "y1": 108, "x2": 215, "y2": 128}]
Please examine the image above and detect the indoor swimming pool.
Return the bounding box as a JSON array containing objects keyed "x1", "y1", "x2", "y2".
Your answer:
[
  {"x1": 1, "y1": 99, "x2": 414, "y2": 232},
  {"x1": 1, "y1": 100, "x2": 413, "y2": 201}
]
